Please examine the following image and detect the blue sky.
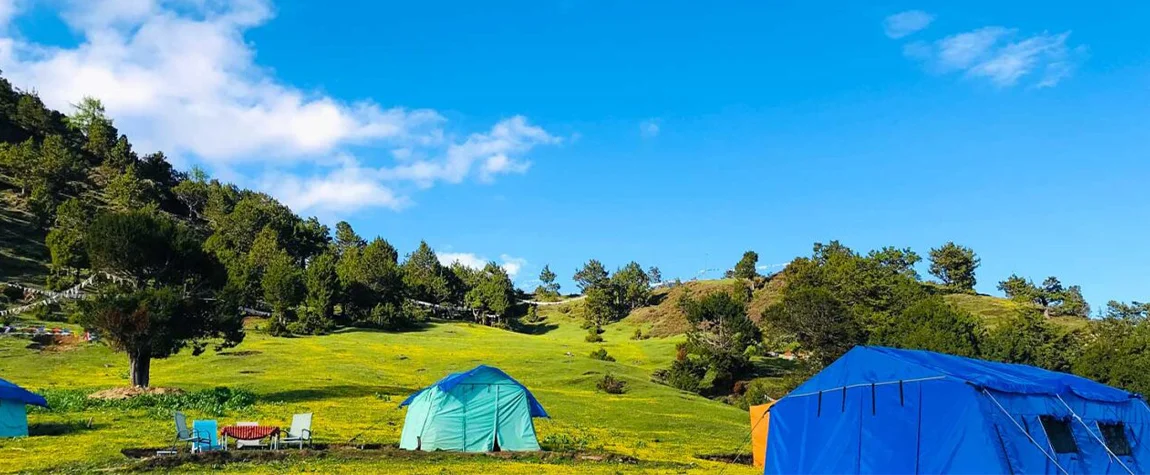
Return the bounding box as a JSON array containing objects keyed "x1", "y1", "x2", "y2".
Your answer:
[{"x1": 1, "y1": 1, "x2": 1147, "y2": 310}]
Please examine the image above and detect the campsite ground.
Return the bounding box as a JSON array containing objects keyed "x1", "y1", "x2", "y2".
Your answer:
[{"x1": 0, "y1": 302, "x2": 759, "y2": 474}]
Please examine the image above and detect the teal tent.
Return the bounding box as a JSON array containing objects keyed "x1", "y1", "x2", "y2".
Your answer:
[
  {"x1": 0, "y1": 377, "x2": 47, "y2": 438},
  {"x1": 399, "y1": 365, "x2": 548, "y2": 452}
]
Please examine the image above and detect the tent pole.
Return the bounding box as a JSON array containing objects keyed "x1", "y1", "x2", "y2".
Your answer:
[
  {"x1": 1054, "y1": 394, "x2": 1135, "y2": 475},
  {"x1": 982, "y1": 389, "x2": 1069, "y2": 475}
]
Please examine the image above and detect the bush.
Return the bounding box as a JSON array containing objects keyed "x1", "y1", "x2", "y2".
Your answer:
[
  {"x1": 2, "y1": 286, "x2": 23, "y2": 303},
  {"x1": 585, "y1": 326, "x2": 604, "y2": 343},
  {"x1": 666, "y1": 358, "x2": 706, "y2": 393},
  {"x1": 596, "y1": 373, "x2": 627, "y2": 394},
  {"x1": 631, "y1": 328, "x2": 646, "y2": 340},
  {"x1": 589, "y1": 348, "x2": 615, "y2": 362},
  {"x1": 32, "y1": 387, "x2": 256, "y2": 418},
  {"x1": 525, "y1": 305, "x2": 541, "y2": 323}
]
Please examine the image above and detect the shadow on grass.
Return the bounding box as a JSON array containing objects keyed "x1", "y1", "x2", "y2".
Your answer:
[
  {"x1": 748, "y1": 356, "x2": 799, "y2": 379},
  {"x1": 646, "y1": 292, "x2": 669, "y2": 307},
  {"x1": 329, "y1": 321, "x2": 437, "y2": 335},
  {"x1": 29, "y1": 420, "x2": 102, "y2": 436},
  {"x1": 262, "y1": 385, "x2": 416, "y2": 403},
  {"x1": 514, "y1": 321, "x2": 559, "y2": 335}
]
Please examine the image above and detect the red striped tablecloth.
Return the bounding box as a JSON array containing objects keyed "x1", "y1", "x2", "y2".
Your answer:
[{"x1": 220, "y1": 426, "x2": 279, "y2": 440}]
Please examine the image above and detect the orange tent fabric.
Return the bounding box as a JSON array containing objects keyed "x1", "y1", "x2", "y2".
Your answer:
[{"x1": 750, "y1": 402, "x2": 775, "y2": 468}]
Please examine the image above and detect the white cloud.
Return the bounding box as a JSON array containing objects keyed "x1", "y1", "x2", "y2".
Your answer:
[
  {"x1": 904, "y1": 26, "x2": 1083, "y2": 88},
  {"x1": 639, "y1": 119, "x2": 660, "y2": 138},
  {"x1": 438, "y1": 252, "x2": 488, "y2": 271},
  {"x1": 0, "y1": 0, "x2": 18, "y2": 31},
  {"x1": 0, "y1": 0, "x2": 561, "y2": 214},
  {"x1": 261, "y1": 161, "x2": 409, "y2": 216},
  {"x1": 438, "y1": 252, "x2": 528, "y2": 278},
  {"x1": 935, "y1": 27, "x2": 1010, "y2": 70},
  {"x1": 499, "y1": 254, "x2": 527, "y2": 278},
  {"x1": 381, "y1": 116, "x2": 558, "y2": 186},
  {"x1": 883, "y1": 10, "x2": 934, "y2": 39}
]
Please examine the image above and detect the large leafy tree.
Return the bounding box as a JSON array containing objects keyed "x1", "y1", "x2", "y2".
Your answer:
[
  {"x1": 1073, "y1": 301, "x2": 1150, "y2": 396},
  {"x1": 334, "y1": 221, "x2": 366, "y2": 254},
  {"x1": 785, "y1": 241, "x2": 927, "y2": 319},
  {"x1": 401, "y1": 241, "x2": 452, "y2": 304},
  {"x1": 573, "y1": 259, "x2": 609, "y2": 293},
  {"x1": 79, "y1": 210, "x2": 243, "y2": 387},
  {"x1": 463, "y1": 262, "x2": 516, "y2": 325},
  {"x1": 46, "y1": 198, "x2": 93, "y2": 279},
  {"x1": 928, "y1": 242, "x2": 979, "y2": 291},
  {"x1": 764, "y1": 286, "x2": 865, "y2": 367},
  {"x1": 680, "y1": 291, "x2": 761, "y2": 393},
  {"x1": 612, "y1": 261, "x2": 651, "y2": 311},
  {"x1": 262, "y1": 251, "x2": 304, "y2": 334},
  {"x1": 997, "y1": 275, "x2": 1090, "y2": 318},
  {"x1": 300, "y1": 250, "x2": 339, "y2": 334},
  {"x1": 733, "y1": 251, "x2": 759, "y2": 279},
  {"x1": 535, "y1": 264, "x2": 560, "y2": 299},
  {"x1": 983, "y1": 310, "x2": 1076, "y2": 372},
  {"x1": 339, "y1": 237, "x2": 404, "y2": 327},
  {"x1": 583, "y1": 284, "x2": 623, "y2": 328},
  {"x1": 871, "y1": 297, "x2": 985, "y2": 358}
]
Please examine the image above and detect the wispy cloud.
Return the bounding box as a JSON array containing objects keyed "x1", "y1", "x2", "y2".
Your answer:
[
  {"x1": 639, "y1": 119, "x2": 660, "y2": 138},
  {"x1": 0, "y1": 0, "x2": 562, "y2": 215},
  {"x1": 900, "y1": 25, "x2": 1084, "y2": 88},
  {"x1": 883, "y1": 10, "x2": 934, "y2": 39},
  {"x1": 438, "y1": 252, "x2": 527, "y2": 278}
]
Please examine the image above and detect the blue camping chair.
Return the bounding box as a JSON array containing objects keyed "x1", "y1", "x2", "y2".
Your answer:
[{"x1": 191, "y1": 420, "x2": 223, "y2": 453}]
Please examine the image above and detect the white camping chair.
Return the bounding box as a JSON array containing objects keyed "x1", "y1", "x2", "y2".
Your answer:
[
  {"x1": 235, "y1": 421, "x2": 267, "y2": 450},
  {"x1": 280, "y1": 413, "x2": 313, "y2": 449}
]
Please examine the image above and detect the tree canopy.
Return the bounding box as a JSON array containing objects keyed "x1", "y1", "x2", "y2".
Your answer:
[
  {"x1": 733, "y1": 251, "x2": 759, "y2": 279},
  {"x1": 928, "y1": 242, "x2": 979, "y2": 291}
]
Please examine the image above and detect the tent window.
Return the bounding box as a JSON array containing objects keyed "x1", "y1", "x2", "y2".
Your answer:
[
  {"x1": 1039, "y1": 416, "x2": 1079, "y2": 454},
  {"x1": 1099, "y1": 422, "x2": 1132, "y2": 456}
]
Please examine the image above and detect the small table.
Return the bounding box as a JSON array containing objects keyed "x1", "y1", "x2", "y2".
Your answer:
[{"x1": 220, "y1": 425, "x2": 280, "y2": 450}]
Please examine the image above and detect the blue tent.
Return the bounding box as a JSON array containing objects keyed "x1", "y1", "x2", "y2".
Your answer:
[
  {"x1": 398, "y1": 365, "x2": 548, "y2": 452},
  {"x1": 0, "y1": 377, "x2": 47, "y2": 438},
  {"x1": 765, "y1": 346, "x2": 1150, "y2": 474}
]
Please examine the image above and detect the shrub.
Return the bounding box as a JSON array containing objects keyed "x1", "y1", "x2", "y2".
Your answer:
[
  {"x1": 666, "y1": 358, "x2": 706, "y2": 393},
  {"x1": 32, "y1": 387, "x2": 256, "y2": 418},
  {"x1": 2, "y1": 286, "x2": 23, "y2": 303},
  {"x1": 596, "y1": 373, "x2": 627, "y2": 394},
  {"x1": 25, "y1": 302, "x2": 66, "y2": 322},
  {"x1": 589, "y1": 348, "x2": 615, "y2": 362},
  {"x1": 585, "y1": 326, "x2": 604, "y2": 343},
  {"x1": 631, "y1": 328, "x2": 646, "y2": 340},
  {"x1": 525, "y1": 305, "x2": 541, "y2": 323}
]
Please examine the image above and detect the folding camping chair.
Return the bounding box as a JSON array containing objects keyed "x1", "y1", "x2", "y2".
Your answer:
[
  {"x1": 169, "y1": 411, "x2": 210, "y2": 454},
  {"x1": 279, "y1": 413, "x2": 313, "y2": 449},
  {"x1": 191, "y1": 420, "x2": 223, "y2": 452}
]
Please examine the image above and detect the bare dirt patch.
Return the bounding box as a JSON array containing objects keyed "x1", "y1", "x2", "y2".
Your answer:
[{"x1": 89, "y1": 387, "x2": 185, "y2": 400}]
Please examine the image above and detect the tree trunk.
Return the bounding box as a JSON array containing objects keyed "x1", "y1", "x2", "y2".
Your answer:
[{"x1": 128, "y1": 350, "x2": 151, "y2": 388}]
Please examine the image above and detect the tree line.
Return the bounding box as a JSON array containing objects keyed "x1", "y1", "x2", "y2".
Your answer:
[{"x1": 0, "y1": 75, "x2": 519, "y2": 386}]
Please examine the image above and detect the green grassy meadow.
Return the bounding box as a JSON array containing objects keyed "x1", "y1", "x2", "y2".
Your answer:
[{"x1": 0, "y1": 304, "x2": 758, "y2": 474}]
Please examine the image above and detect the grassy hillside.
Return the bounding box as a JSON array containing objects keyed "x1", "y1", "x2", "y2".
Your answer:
[
  {"x1": 943, "y1": 292, "x2": 1089, "y2": 334},
  {"x1": 624, "y1": 277, "x2": 785, "y2": 338},
  {"x1": 0, "y1": 301, "x2": 759, "y2": 473},
  {"x1": 620, "y1": 276, "x2": 1085, "y2": 339}
]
